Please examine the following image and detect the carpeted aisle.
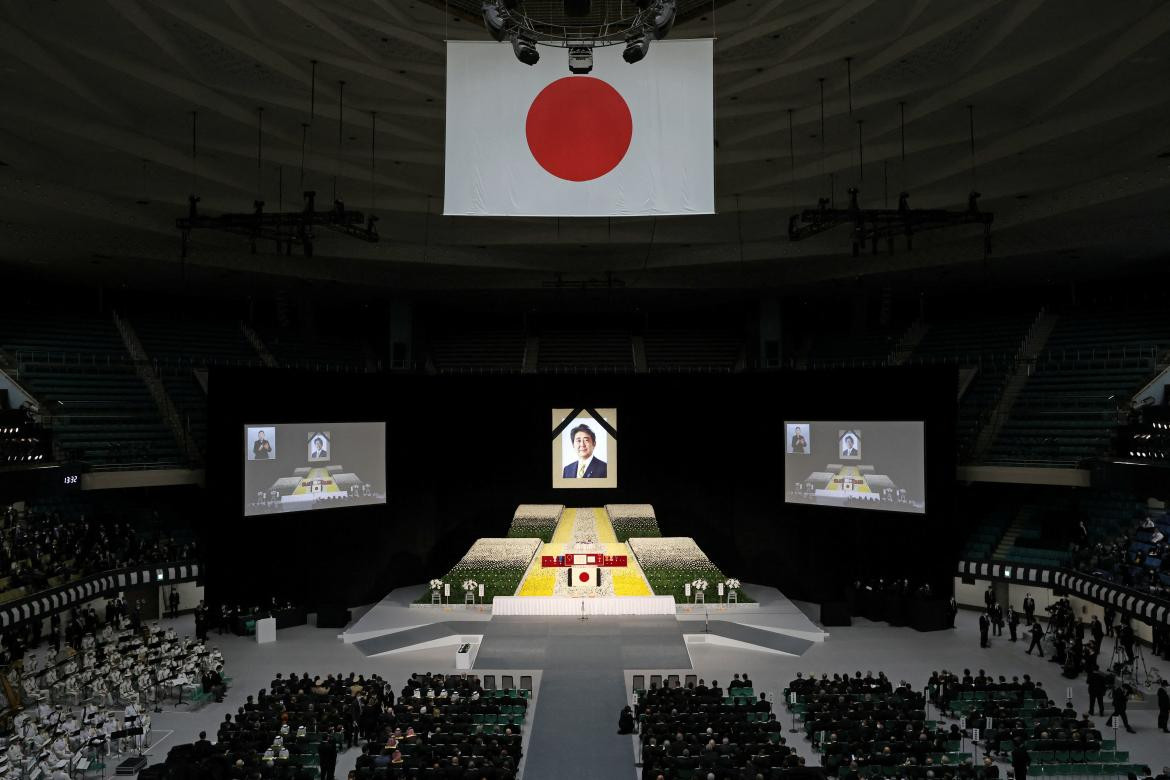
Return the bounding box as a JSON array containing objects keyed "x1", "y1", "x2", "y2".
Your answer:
[{"x1": 481, "y1": 616, "x2": 690, "y2": 779}]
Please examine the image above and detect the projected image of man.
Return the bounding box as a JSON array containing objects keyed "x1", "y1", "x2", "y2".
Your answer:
[
  {"x1": 841, "y1": 434, "x2": 859, "y2": 458},
  {"x1": 562, "y1": 423, "x2": 607, "y2": 479},
  {"x1": 252, "y1": 430, "x2": 272, "y2": 460},
  {"x1": 310, "y1": 436, "x2": 328, "y2": 461},
  {"x1": 790, "y1": 426, "x2": 808, "y2": 454}
]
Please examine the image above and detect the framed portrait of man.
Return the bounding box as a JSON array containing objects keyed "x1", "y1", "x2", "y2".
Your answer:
[{"x1": 551, "y1": 408, "x2": 618, "y2": 489}]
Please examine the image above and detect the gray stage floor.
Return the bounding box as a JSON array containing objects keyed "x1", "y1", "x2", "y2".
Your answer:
[{"x1": 135, "y1": 605, "x2": 1169, "y2": 780}]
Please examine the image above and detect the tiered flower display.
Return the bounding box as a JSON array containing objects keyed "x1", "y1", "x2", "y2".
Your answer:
[
  {"x1": 507, "y1": 505, "x2": 564, "y2": 542},
  {"x1": 604, "y1": 504, "x2": 662, "y2": 541},
  {"x1": 415, "y1": 537, "x2": 541, "y2": 604},
  {"x1": 628, "y1": 537, "x2": 752, "y2": 603}
]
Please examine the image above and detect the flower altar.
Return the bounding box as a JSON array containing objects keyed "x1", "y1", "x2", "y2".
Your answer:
[{"x1": 627, "y1": 536, "x2": 752, "y2": 603}]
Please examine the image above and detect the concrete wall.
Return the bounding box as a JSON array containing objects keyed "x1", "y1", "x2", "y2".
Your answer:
[{"x1": 157, "y1": 580, "x2": 205, "y2": 616}]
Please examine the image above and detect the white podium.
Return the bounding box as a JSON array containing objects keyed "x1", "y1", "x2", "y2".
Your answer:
[
  {"x1": 455, "y1": 643, "x2": 476, "y2": 670},
  {"x1": 255, "y1": 617, "x2": 276, "y2": 644}
]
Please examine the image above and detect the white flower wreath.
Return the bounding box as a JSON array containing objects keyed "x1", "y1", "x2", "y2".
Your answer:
[
  {"x1": 692, "y1": 578, "x2": 709, "y2": 592},
  {"x1": 724, "y1": 578, "x2": 741, "y2": 590},
  {"x1": 462, "y1": 579, "x2": 479, "y2": 592},
  {"x1": 429, "y1": 579, "x2": 444, "y2": 591}
]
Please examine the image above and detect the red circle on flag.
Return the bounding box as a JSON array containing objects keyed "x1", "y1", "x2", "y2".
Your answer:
[
  {"x1": 579, "y1": 571, "x2": 590, "y2": 582},
  {"x1": 526, "y1": 77, "x2": 633, "y2": 182}
]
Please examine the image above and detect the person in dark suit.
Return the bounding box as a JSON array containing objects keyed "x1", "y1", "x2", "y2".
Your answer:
[
  {"x1": 193, "y1": 731, "x2": 213, "y2": 759},
  {"x1": 1008, "y1": 606, "x2": 1020, "y2": 642},
  {"x1": 618, "y1": 705, "x2": 635, "y2": 734},
  {"x1": 979, "y1": 613, "x2": 991, "y2": 648},
  {"x1": 311, "y1": 437, "x2": 328, "y2": 460},
  {"x1": 841, "y1": 435, "x2": 859, "y2": 457},
  {"x1": 1026, "y1": 621, "x2": 1045, "y2": 656},
  {"x1": 1087, "y1": 669, "x2": 1107, "y2": 716},
  {"x1": 562, "y1": 423, "x2": 607, "y2": 479},
  {"x1": 252, "y1": 430, "x2": 272, "y2": 459},
  {"x1": 1111, "y1": 683, "x2": 1136, "y2": 733},
  {"x1": 1011, "y1": 741, "x2": 1031, "y2": 780},
  {"x1": 1023, "y1": 594, "x2": 1035, "y2": 624},
  {"x1": 318, "y1": 734, "x2": 337, "y2": 780},
  {"x1": 1157, "y1": 679, "x2": 1169, "y2": 733},
  {"x1": 790, "y1": 427, "x2": 808, "y2": 454}
]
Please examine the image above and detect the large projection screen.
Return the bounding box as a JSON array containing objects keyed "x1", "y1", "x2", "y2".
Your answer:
[
  {"x1": 783, "y1": 421, "x2": 926, "y2": 514},
  {"x1": 243, "y1": 422, "x2": 386, "y2": 516}
]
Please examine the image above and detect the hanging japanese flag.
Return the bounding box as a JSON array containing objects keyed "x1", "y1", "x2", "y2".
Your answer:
[
  {"x1": 444, "y1": 39, "x2": 714, "y2": 217},
  {"x1": 569, "y1": 567, "x2": 601, "y2": 587}
]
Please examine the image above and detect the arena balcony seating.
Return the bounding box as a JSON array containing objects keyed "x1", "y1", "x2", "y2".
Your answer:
[
  {"x1": 255, "y1": 326, "x2": 375, "y2": 372},
  {"x1": 0, "y1": 498, "x2": 196, "y2": 609},
  {"x1": 132, "y1": 316, "x2": 262, "y2": 370},
  {"x1": 909, "y1": 312, "x2": 1034, "y2": 456},
  {"x1": 157, "y1": 368, "x2": 207, "y2": 454},
  {"x1": 538, "y1": 328, "x2": 634, "y2": 372},
  {"x1": 807, "y1": 328, "x2": 903, "y2": 369},
  {"x1": 643, "y1": 328, "x2": 743, "y2": 372},
  {"x1": 988, "y1": 306, "x2": 1170, "y2": 466},
  {"x1": 0, "y1": 312, "x2": 181, "y2": 467},
  {"x1": 427, "y1": 326, "x2": 527, "y2": 373}
]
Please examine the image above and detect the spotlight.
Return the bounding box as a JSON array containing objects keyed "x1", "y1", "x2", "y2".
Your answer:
[
  {"x1": 511, "y1": 31, "x2": 539, "y2": 65},
  {"x1": 482, "y1": 1, "x2": 509, "y2": 42},
  {"x1": 568, "y1": 46, "x2": 594, "y2": 74},
  {"x1": 623, "y1": 28, "x2": 651, "y2": 63},
  {"x1": 652, "y1": 0, "x2": 676, "y2": 39}
]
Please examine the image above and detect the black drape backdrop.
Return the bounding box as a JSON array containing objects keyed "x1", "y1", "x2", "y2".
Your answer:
[{"x1": 205, "y1": 367, "x2": 957, "y2": 609}]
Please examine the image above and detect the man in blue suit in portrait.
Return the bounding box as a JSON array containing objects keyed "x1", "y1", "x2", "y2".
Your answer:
[{"x1": 562, "y1": 423, "x2": 607, "y2": 479}]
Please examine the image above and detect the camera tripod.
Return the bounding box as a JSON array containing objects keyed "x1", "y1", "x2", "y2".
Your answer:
[{"x1": 1108, "y1": 635, "x2": 1154, "y2": 689}]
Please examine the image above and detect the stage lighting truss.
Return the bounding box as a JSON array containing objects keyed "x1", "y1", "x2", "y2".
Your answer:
[
  {"x1": 482, "y1": 0, "x2": 677, "y2": 71},
  {"x1": 788, "y1": 189, "x2": 994, "y2": 258},
  {"x1": 176, "y1": 190, "x2": 378, "y2": 259}
]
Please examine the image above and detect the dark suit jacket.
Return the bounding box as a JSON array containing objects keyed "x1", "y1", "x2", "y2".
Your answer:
[
  {"x1": 562, "y1": 458, "x2": 607, "y2": 479},
  {"x1": 842, "y1": 448, "x2": 859, "y2": 457},
  {"x1": 253, "y1": 440, "x2": 271, "y2": 459},
  {"x1": 312, "y1": 449, "x2": 328, "y2": 459}
]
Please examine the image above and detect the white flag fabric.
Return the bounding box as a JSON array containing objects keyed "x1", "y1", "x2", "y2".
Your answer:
[{"x1": 444, "y1": 39, "x2": 714, "y2": 217}]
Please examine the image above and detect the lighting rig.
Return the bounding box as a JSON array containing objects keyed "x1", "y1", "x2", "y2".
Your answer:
[
  {"x1": 176, "y1": 191, "x2": 378, "y2": 259},
  {"x1": 481, "y1": 0, "x2": 677, "y2": 71},
  {"x1": 788, "y1": 189, "x2": 994, "y2": 257}
]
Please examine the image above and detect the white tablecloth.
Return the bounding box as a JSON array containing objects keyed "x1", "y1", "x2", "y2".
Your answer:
[{"x1": 492, "y1": 596, "x2": 676, "y2": 616}]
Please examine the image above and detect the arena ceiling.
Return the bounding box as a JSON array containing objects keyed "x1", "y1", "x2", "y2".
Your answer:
[{"x1": 0, "y1": 0, "x2": 1168, "y2": 289}]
